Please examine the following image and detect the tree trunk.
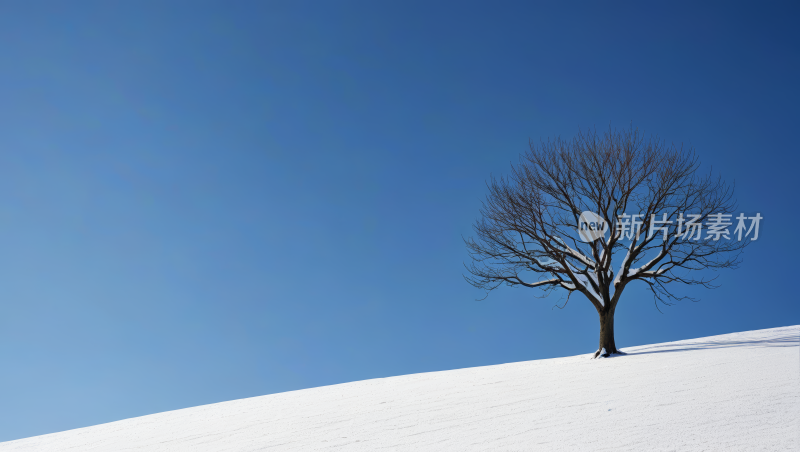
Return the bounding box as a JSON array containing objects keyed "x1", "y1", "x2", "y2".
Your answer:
[{"x1": 595, "y1": 308, "x2": 618, "y2": 358}]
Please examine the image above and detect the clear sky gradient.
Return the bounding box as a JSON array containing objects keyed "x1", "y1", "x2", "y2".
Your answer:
[{"x1": 0, "y1": 1, "x2": 798, "y2": 441}]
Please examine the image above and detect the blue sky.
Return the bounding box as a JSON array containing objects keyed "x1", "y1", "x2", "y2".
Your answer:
[{"x1": 0, "y1": 1, "x2": 798, "y2": 441}]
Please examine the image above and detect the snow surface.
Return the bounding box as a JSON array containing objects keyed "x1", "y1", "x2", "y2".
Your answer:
[{"x1": 2, "y1": 326, "x2": 798, "y2": 451}]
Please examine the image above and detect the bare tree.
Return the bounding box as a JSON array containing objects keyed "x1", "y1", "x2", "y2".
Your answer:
[{"x1": 465, "y1": 127, "x2": 751, "y2": 357}]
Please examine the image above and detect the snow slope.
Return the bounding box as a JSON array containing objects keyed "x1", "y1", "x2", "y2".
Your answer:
[{"x1": 2, "y1": 326, "x2": 798, "y2": 451}]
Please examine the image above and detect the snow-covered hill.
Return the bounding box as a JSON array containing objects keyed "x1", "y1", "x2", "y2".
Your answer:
[{"x1": 2, "y1": 326, "x2": 798, "y2": 451}]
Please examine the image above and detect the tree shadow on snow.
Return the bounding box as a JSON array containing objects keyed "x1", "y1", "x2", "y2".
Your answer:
[{"x1": 621, "y1": 331, "x2": 800, "y2": 357}]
